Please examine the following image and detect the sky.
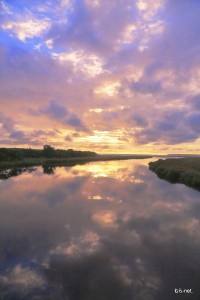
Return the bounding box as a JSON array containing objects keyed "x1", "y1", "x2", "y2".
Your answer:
[{"x1": 0, "y1": 0, "x2": 200, "y2": 154}]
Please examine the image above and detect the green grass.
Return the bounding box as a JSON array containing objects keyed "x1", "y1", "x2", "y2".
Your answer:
[{"x1": 149, "y1": 158, "x2": 200, "y2": 191}]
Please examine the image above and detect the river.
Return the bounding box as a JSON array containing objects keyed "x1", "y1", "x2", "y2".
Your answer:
[{"x1": 0, "y1": 158, "x2": 199, "y2": 299}]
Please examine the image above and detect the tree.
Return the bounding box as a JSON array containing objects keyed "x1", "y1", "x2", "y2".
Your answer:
[
  {"x1": 43, "y1": 145, "x2": 55, "y2": 158},
  {"x1": 42, "y1": 165, "x2": 55, "y2": 174}
]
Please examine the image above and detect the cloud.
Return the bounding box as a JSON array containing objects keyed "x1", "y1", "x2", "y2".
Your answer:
[
  {"x1": 1, "y1": 0, "x2": 200, "y2": 152},
  {"x1": 52, "y1": 49, "x2": 105, "y2": 77},
  {"x1": 133, "y1": 109, "x2": 199, "y2": 145},
  {"x1": 2, "y1": 12, "x2": 50, "y2": 42},
  {"x1": 9, "y1": 130, "x2": 25, "y2": 139},
  {"x1": 47, "y1": 0, "x2": 137, "y2": 55},
  {"x1": 150, "y1": 0, "x2": 200, "y2": 71},
  {"x1": 130, "y1": 79, "x2": 162, "y2": 94},
  {"x1": 0, "y1": 264, "x2": 45, "y2": 294},
  {"x1": 65, "y1": 114, "x2": 88, "y2": 132},
  {"x1": 7, "y1": 130, "x2": 40, "y2": 146},
  {"x1": 135, "y1": 127, "x2": 197, "y2": 145},
  {"x1": 38, "y1": 100, "x2": 88, "y2": 132},
  {"x1": 1, "y1": 127, "x2": 59, "y2": 147},
  {"x1": 187, "y1": 113, "x2": 200, "y2": 133},
  {"x1": 0, "y1": 0, "x2": 12, "y2": 15},
  {"x1": 156, "y1": 121, "x2": 176, "y2": 132},
  {"x1": 188, "y1": 94, "x2": 200, "y2": 111},
  {"x1": 130, "y1": 114, "x2": 148, "y2": 127},
  {"x1": 41, "y1": 100, "x2": 68, "y2": 119},
  {"x1": 65, "y1": 135, "x2": 72, "y2": 142},
  {"x1": 0, "y1": 112, "x2": 14, "y2": 131}
]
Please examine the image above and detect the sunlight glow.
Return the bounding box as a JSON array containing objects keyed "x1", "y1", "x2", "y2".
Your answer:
[
  {"x1": 92, "y1": 211, "x2": 117, "y2": 228},
  {"x1": 94, "y1": 82, "x2": 120, "y2": 96}
]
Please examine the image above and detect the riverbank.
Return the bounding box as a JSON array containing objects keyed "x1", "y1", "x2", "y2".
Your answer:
[
  {"x1": 0, "y1": 154, "x2": 152, "y2": 170},
  {"x1": 149, "y1": 157, "x2": 200, "y2": 191}
]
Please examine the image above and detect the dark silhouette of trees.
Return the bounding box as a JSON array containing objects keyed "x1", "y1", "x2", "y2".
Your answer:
[
  {"x1": 0, "y1": 145, "x2": 97, "y2": 162},
  {"x1": 43, "y1": 145, "x2": 56, "y2": 158},
  {"x1": 42, "y1": 165, "x2": 56, "y2": 174}
]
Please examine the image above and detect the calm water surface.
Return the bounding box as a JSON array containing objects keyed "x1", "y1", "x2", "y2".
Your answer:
[{"x1": 0, "y1": 159, "x2": 200, "y2": 300}]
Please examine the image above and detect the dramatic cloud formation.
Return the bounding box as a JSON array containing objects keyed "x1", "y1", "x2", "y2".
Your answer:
[{"x1": 0, "y1": 0, "x2": 200, "y2": 153}]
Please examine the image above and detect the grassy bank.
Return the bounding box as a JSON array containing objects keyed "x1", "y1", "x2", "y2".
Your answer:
[{"x1": 149, "y1": 158, "x2": 200, "y2": 191}]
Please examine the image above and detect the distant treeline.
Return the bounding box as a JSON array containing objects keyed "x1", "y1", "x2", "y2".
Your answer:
[{"x1": 0, "y1": 145, "x2": 98, "y2": 161}]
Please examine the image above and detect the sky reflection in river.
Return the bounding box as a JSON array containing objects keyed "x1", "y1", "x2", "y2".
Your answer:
[{"x1": 0, "y1": 159, "x2": 200, "y2": 299}]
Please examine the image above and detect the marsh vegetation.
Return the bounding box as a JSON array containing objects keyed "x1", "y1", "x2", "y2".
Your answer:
[{"x1": 149, "y1": 157, "x2": 200, "y2": 191}]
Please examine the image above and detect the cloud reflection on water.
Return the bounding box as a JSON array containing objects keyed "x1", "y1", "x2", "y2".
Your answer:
[{"x1": 0, "y1": 159, "x2": 200, "y2": 299}]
